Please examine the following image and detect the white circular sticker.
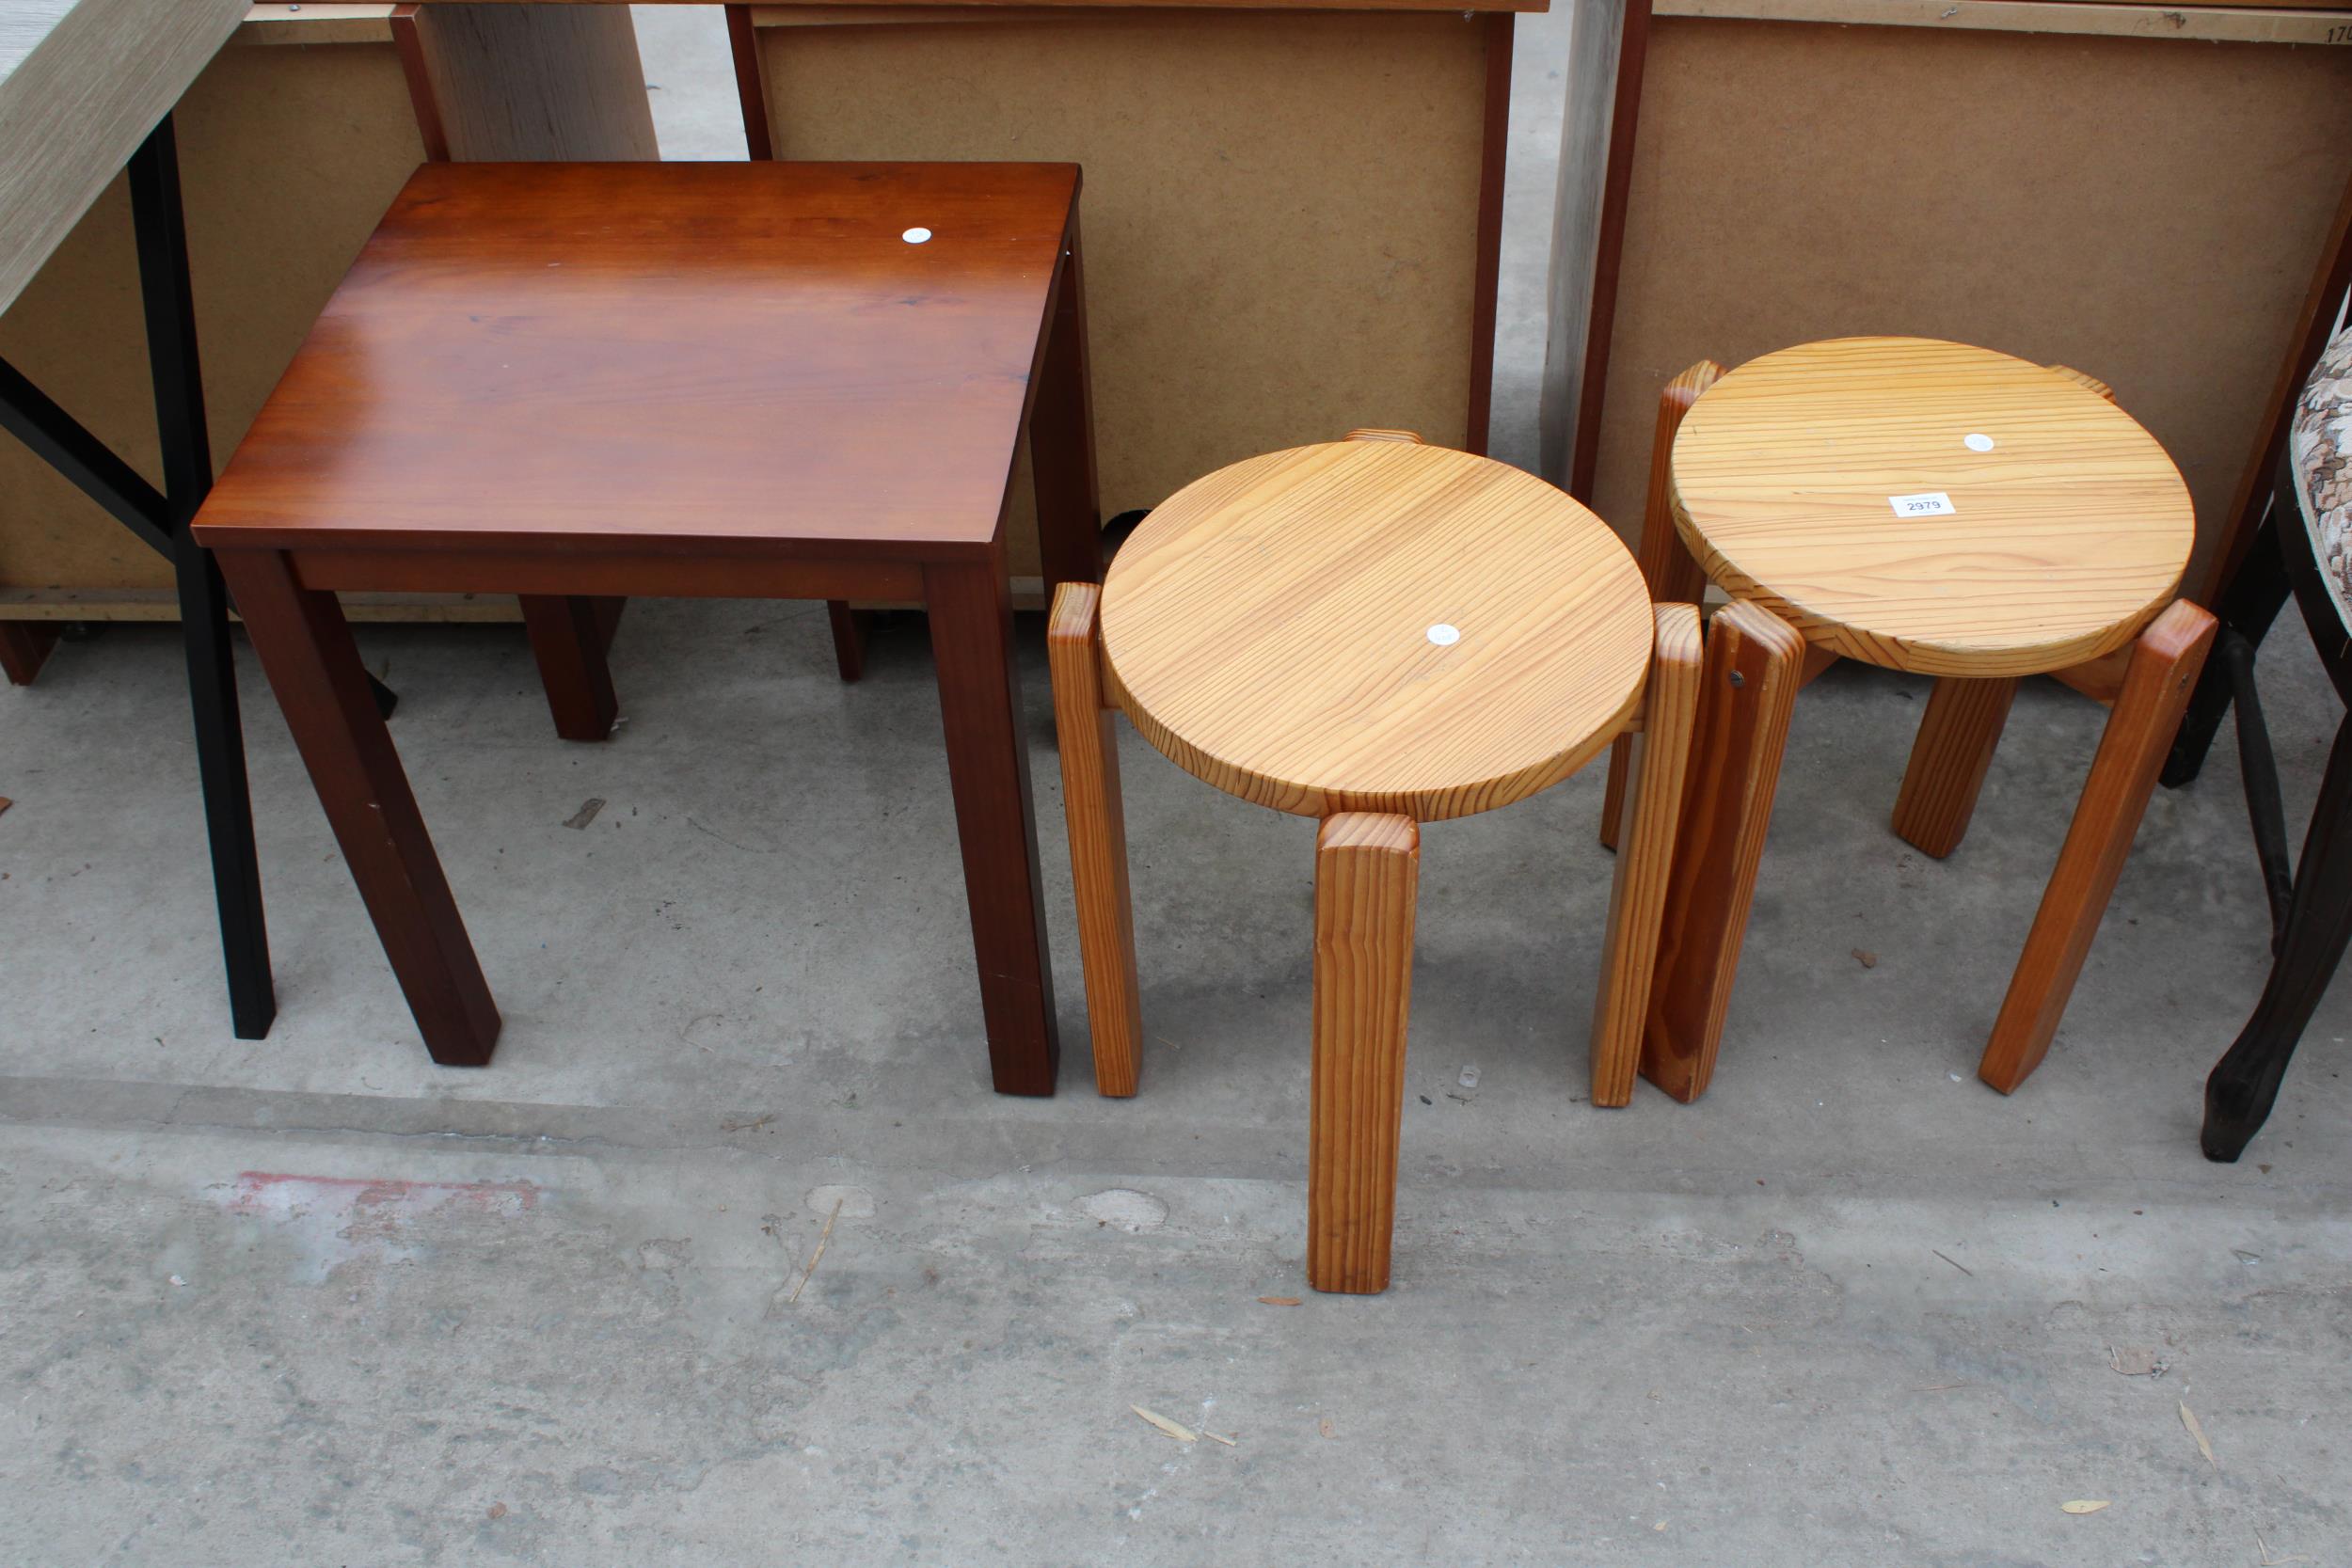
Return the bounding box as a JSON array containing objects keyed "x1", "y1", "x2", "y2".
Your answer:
[
  {"x1": 901, "y1": 227, "x2": 932, "y2": 245},
  {"x1": 1963, "y1": 433, "x2": 1994, "y2": 452},
  {"x1": 1426, "y1": 623, "x2": 1461, "y2": 646}
]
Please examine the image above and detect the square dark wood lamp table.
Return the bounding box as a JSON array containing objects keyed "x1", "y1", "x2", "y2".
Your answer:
[{"x1": 191, "y1": 161, "x2": 1100, "y2": 1094}]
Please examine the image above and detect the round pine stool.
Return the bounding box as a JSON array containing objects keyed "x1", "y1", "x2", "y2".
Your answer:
[
  {"x1": 1624, "y1": 336, "x2": 2215, "y2": 1102},
  {"x1": 1048, "y1": 434, "x2": 1688, "y2": 1293}
]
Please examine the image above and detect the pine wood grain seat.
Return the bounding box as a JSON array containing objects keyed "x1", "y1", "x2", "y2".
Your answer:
[
  {"x1": 1627, "y1": 336, "x2": 2214, "y2": 1101},
  {"x1": 1671, "y1": 338, "x2": 2191, "y2": 678},
  {"x1": 191, "y1": 159, "x2": 1104, "y2": 1091},
  {"x1": 1049, "y1": 437, "x2": 1702, "y2": 1291}
]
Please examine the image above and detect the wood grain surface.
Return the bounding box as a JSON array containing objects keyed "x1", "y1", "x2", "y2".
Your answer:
[
  {"x1": 750, "y1": 8, "x2": 1498, "y2": 540},
  {"x1": 1654, "y1": 0, "x2": 2352, "y2": 41},
  {"x1": 216, "y1": 546, "x2": 501, "y2": 1066},
  {"x1": 723, "y1": 0, "x2": 1546, "y2": 11},
  {"x1": 1554, "y1": 16, "x2": 2352, "y2": 594},
  {"x1": 1890, "y1": 675, "x2": 2019, "y2": 859},
  {"x1": 924, "y1": 555, "x2": 1063, "y2": 1095},
  {"x1": 1307, "y1": 812, "x2": 1419, "y2": 1294},
  {"x1": 192, "y1": 161, "x2": 1078, "y2": 560},
  {"x1": 1882, "y1": 359, "x2": 2126, "y2": 832},
  {"x1": 1640, "y1": 598, "x2": 1805, "y2": 1101},
  {"x1": 1588, "y1": 601, "x2": 1701, "y2": 1107},
  {"x1": 397, "y1": 4, "x2": 655, "y2": 162},
  {"x1": 1979, "y1": 597, "x2": 2217, "y2": 1091},
  {"x1": 0, "y1": 0, "x2": 246, "y2": 317},
  {"x1": 1, "y1": 12, "x2": 426, "y2": 602},
  {"x1": 1671, "y1": 337, "x2": 2193, "y2": 677},
  {"x1": 2047, "y1": 364, "x2": 2115, "y2": 404},
  {"x1": 1101, "y1": 441, "x2": 1650, "y2": 822},
  {"x1": 1599, "y1": 358, "x2": 1720, "y2": 847},
  {"x1": 1048, "y1": 581, "x2": 1143, "y2": 1097}
]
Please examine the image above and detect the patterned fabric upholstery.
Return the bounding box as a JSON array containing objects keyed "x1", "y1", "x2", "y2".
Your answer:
[{"x1": 2295, "y1": 322, "x2": 2352, "y2": 617}]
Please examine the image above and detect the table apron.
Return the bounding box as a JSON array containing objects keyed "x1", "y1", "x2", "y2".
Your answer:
[{"x1": 271, "y1": 547, "x2": 929, "y2": 604}]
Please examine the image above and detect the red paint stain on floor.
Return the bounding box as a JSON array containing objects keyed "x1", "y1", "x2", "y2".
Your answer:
[{"x1": 230, "y1": 1171, "x2": 539, "y2": 1213}]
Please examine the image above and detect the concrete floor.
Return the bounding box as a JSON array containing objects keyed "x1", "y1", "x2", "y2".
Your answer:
[{"x1": 7, "y1": 11, "x2": 2352, "y2": 1566}]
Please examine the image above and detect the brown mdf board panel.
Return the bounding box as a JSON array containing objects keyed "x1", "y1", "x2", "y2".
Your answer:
[
  {"x1": 2041, "y1": 0, "x2": 2347, "y2": 8},
  {"x1": 1653, "y1": 0, "x2": 2352, "y2": 41},
  {"x1": 667, "y1": 0, "x2": 1538, "y2": 8},
  {"x1": 0, "y1": 30, "x2": 428, "y2": 603},
  {"x1": 1581, "y1": 17, "x2": 2352, "y2": 588},
  {"x1": 754, "y1": 8, "x2": 1493, "y2": 582}
]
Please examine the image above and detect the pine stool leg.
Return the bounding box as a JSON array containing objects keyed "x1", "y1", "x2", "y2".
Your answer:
[
  {"x1": 1047, "y1": 582, "x2": 1143, "y2": 1096},
  {"x1": 1640, "y1": 600, "x2": 1805, "y2": 1101},
  {"x1": 1979, "y1": 599, "x2": 2217, "y2": 1092},
  {"x1": 1308, "y1": 812, "x2": 1419, "y2": 1294},
  {"x1": 1600, "y1": 361, "x2": 1721, "y2": 849},
  {"x1": 1892, "y1": 676, "x2": 2020, "y2": 859},
  {"x1": 1589, "y1": 604, "x2": 1703, "y2": 1106}
]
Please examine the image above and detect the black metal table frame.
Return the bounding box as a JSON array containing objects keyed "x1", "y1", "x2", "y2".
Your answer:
[
  {"x1": 2164, "y1": 440, "x2": 2352, "y2": 1161},
  {"x1": 0, "y1": 114, "x2": 393, "y2": 1040}
]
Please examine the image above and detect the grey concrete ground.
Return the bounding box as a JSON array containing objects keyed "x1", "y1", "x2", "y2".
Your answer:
[
  {"x1": 6, "y1": 11, "x2": 2350, "y2": 1565},
  {"x1": 633, "y1": 5, "x2": 745, "y2": 162}
]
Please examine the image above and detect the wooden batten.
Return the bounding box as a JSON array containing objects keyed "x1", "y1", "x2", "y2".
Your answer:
[{"x1": 239, "y1": 5, "x2": 398, "y2": 45}]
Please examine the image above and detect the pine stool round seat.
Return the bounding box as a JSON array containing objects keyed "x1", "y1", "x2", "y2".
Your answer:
[
  {"x1": 1049, "y1": 435, "x2": 1698, "y2": 1293},
  {"x1": 1673, "y1": 337, "x2": 2195, "y2": 677},
  {"x1": 1617, "y1": 336, "x2": 2216, "y2": 1103}
]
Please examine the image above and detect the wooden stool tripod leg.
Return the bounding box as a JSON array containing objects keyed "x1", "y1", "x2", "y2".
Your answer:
[
  {"x1": 1600, "y1": 361, "x2": 1721, "y2": 848},
  {"x1": 1892, "y1": 675, "x2": 2020, "y2": 859},
  {"x1": 1979, "y1": 599, "x2": 2217, "y2": 1092},
  {"x1": 1047, "y1": 583, "x2": 1143, "y2": 1096},
  {"x1": 1640, "y1": 600, "x2": 1805, "y2": 1101},
  {"x1": 1589, "y1": 604, "x2": 1702, "y2": 1106},
  {"x1": 1308, "y1": 812, "x2": 1419, "y2": 1294}
]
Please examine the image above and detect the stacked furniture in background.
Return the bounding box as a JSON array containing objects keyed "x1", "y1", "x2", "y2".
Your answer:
[
  {"x1": 1541, "y1": 0, "x2": 2352, "y2": 603},
  {"x1": 723, "y1": 0, "x2": 1528, "y2": 617}
]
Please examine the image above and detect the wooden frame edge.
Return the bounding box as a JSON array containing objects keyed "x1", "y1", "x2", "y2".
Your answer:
[
  {"x1": 725, "y1": 4, "x2": 777, "y2": 159},
  {"x1": 1567, "y1": 0, "x2": 1652, "y2": 502},
  {"x1": 1466, "y1": 11, "x2": 1514, "y2": 457},
  {"x1": 389, "y1": 6, "x2": 452, "y2": 164}
]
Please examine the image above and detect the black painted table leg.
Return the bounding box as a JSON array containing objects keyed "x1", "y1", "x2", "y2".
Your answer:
[
  {"x1": 2204, "y1": 712, "x2": 2352, "y2": 1161},
  {"x1": 132, "y1": 115, "x2": 275, "y2": 1038},
  {"x1": 2166, "y1": 511, "x2": 2291, "y2": 788}
]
